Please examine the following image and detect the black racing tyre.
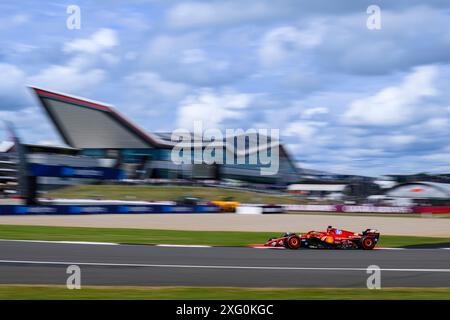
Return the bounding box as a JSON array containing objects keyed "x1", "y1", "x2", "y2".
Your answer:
[
  {"x1": 360, "y1": 236, "x2": 376, "y2": 250},
  {"x1": 285, "y1": 235, "x2": 301, "y2": 249}
]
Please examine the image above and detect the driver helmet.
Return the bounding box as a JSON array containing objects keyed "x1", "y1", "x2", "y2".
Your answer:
[{"x1": 326, "y1": 226, "x2": 333, "y2": 233}]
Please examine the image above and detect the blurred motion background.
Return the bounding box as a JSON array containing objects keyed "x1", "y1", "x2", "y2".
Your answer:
[{"x1": 0, "y1": 0, "x2": 450, "y2": 208}]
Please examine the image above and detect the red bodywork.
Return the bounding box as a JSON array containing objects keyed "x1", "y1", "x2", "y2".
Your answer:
[{"x1": 264, "y1": 227, "x2": 380, "y2": 250}]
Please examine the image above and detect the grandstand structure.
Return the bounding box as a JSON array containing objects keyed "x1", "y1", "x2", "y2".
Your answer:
[
  {"x1": 31, "y1": 87, "x2": 300, "y2": 184},
  {"x1": 0, "y1": 141, "x2": 17, "y2": 197}
]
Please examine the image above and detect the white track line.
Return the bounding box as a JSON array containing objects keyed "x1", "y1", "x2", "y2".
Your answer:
[
  {"x1": 0, "y1": 259, "x2": 449, "y2": 273},
  {"x1": 0, "y1": 239, "x2": 119, "y2": 246},
  {"x1": 0, "y1": 240, "x2": 210, "y2": 248}
]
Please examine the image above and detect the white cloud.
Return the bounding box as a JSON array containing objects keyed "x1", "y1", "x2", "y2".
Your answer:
[
  {"x1": 259, "y1": 24, "x2": 324, "y2": 67},
  {"x1": 147, "y1": 35, "x2": 181, "y2": 59},
  {"x1": 422, "y1": 150, "x2": 450, "y2": 163},
  {"x1": 0, "y1": 107, "x2": 62, "y2": 144},
  {"x1": 343, "y1": 65, "x2": 438, "y2": 126},
  {"x1": 388, "y1": 135, "x2": 416, "y2": 145},
  {"x1": 284, "y1": 121, "x2": 317, "y2": 140},
  {"x1": 11, "y1": 43, "x2": 36, "y2": 54},
  {"x1": 176, "y1": 89, "x2": 255, "y2": 129},
  {"x1": 283, "y1": 121, "x2": 327, "y2": 144},
  {"x1": 144, "y1": 34, "x2": 245, "y2": 86},
  {"x1": 0, "y1": 63, "x2": 25, "y2": 95},
  {"x1": 125, "y1": 72, "x2": 188, "y2": 97},
  {"x1": 0, "y1": 14, "x2": 29, "y2": 29},
  {"x1": 64, "y1": 28, "x2": 118, "y2": 54},
  {"x1": 180, "y1": 49, "x2": 207, "y2": 64},
  {"x1": 167, "y1": 1, "x2": 279, "y2": 28},
  {"x1": 302, "y1": 107, "x2": 328, "y2": 118},
  {"x1": 11, "y1": 14, "x2": 29, "y2": 25},
  {"x1": 422, "y1": 117, "x2": 449, "y2": 132},
  {"x1": 0, "y1": 63, "x2": 29, "y2": 109},
  {"x1": 28, "y1": 63, "x2": 105, "y2": 93}
]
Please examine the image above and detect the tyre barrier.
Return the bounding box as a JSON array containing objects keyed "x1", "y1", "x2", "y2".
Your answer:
[{"x1": 0, "y1": 204, "x2": 221, "y2": 215}]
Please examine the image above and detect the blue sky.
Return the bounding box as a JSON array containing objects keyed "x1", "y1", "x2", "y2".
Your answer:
[{"x1": 1, "y1": 0, "x2": 450, "y2": 176}]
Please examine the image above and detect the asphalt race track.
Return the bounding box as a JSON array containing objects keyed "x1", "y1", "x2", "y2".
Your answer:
[{"x1": 0, "y1": 240, "x2": 449, "y2": 288}]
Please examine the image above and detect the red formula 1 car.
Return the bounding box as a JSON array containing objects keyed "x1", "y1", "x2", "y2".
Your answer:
[{"x1": 265, "y1": 226, "x2": 380, "y2": 250}]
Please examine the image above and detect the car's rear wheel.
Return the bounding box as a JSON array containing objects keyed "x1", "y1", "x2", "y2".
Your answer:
[
  {"x1": 360, "y1": 236, "x2": 376, "y2": 250},
  {"x1": 285, "y1": 235, "x2": 301, "y2": 249}
]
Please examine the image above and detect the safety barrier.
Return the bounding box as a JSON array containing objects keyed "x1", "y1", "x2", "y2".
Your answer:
[
  {"x1": 412, "y1": 206, "x2": 450, "y2": 214},
  {"x1": 0, "y1": 204, "x2": 220, "y2": 215},
  {"x1": 1, "y1": 204, "x2": 448, "y2": 215},
  {"x1": 284, "y1": 204, "x2": 450, "y2": 214}
]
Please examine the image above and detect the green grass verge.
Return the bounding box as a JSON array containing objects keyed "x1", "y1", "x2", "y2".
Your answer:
[
  {"x1": 0, "y1": 285, "x2": 449, "y2": 299},
  {"x1": 0, "y1": 225, "x2": 449, "y2": 248},
  {"x1": 47, "y1": 185, "x2": 301, "y2": 204}
]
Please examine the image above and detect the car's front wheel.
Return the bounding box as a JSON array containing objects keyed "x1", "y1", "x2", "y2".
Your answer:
[{"x1": 285, "y1": 235, "x2": 301, "y2": 249}]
